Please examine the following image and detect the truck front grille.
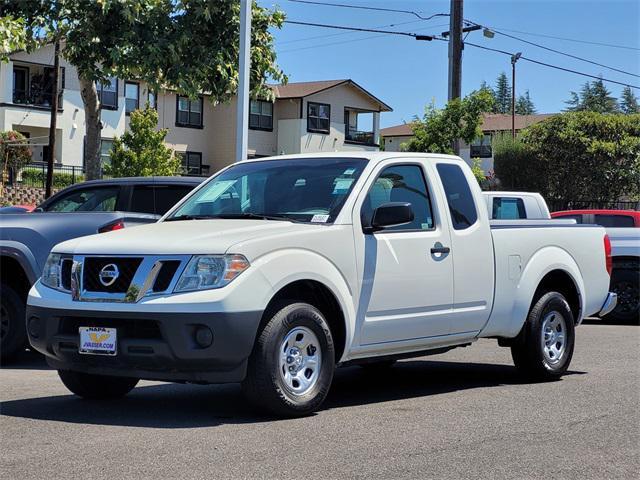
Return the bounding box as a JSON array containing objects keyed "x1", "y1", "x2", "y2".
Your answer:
[{"x1": 83, "y1": 257, "x2": 143, "y2": 293}]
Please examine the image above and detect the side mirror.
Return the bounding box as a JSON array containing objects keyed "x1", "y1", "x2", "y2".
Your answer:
[{"x1": 365, "y1": 202, "x2": 414, "y2": 233}]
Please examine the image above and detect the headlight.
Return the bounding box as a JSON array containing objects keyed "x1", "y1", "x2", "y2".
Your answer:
[
  {"x1": 42, "y1": 253, "x2": 62, "y2": 290},
  {"x1": 174, "y1": 254, "x2": 250, "y2": 292}
]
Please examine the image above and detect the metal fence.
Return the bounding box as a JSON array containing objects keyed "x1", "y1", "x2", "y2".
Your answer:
[{"x1": 548, "y1": 200, "x2": 640, "y2": 212}]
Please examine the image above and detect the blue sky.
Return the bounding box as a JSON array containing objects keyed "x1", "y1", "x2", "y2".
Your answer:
[{"x1": 258, "y1": 0, "x2": 640, "y2": 127}]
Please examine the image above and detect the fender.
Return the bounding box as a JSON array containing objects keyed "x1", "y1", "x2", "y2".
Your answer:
[
  {"x1": 252, "y1": 248, "x2": 357, "y2": 361},
  {"x1": 0, "y1": 241, "x2": 40, "y2": 284},
  {"x1": 484, "y1": 246, "x2": 585, "y2": 338}
]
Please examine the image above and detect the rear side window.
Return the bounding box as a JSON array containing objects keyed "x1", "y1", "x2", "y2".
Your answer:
[
  {"x1": 594, "y1": 214, "x2": 635, "y2": 228},
  {"x1": 154, "y1": 185, "x2": 195, "y2": 215},
  {"x1": 362, "y1": 165, "x2": 434, "y2": 231},
  {"x1": 436, "y1": 163, "x2": 478, "y2": 230},
  {"x1": 131, "y1": 185, "x2": 196, "y2": 215},
  {"x1": 44, "y1": 186, "x2": 119, "y2": 212},
  {"x1": 492, "y1": 197, "x2": 526, "y2": 219}
]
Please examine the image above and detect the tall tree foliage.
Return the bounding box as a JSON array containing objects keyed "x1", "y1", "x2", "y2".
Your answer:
[
  {"x1": 493, "y1": 112, "x2": 640, "y2": 207},
  {"x1": 2, "y1": 0, "x2": 286, "y2": 179},
  {"x1": 405, "y1": 90, "x2": 495, "y2": 154},
  {"x1": 620, "y1": 86, "x2": 640, "y2": 114},
  {"x1": 515, "y1": 90, "x2": 536, "y2": 115},
  {"x1": 493, "y1": 72, "x2": 512, "y2": 114},
  {"x1": 565, "y1": 78, "x2": 619, "y2": 113}
]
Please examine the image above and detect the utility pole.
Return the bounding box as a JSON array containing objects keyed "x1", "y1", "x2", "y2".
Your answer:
[
  {"x1": 235, "y1": 0, "x2": 251, "y2": 162},
  {"x1": 448, "y1": 0, "x2": 463, "y2": 154},
  {"x1": 45, "y1": 39, "x2": 60, "y2": 199},
  {"x1": 511, "y1": 52, "x2": 522, "y2": 138}
]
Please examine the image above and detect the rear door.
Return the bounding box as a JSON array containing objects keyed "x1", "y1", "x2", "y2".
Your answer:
[{"x1": 435, "y1": 161, "x2": 494, "y2": 334}]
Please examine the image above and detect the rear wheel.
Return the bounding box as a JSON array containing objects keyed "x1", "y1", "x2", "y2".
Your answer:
[
  {"x1": 58, "y1": 370, "x2": 138, "y2": 399},
  {"x1": 511, "y1": 291, "x2": 575, "y2": 380},
  {"x1": 1, "y1": 283, "x2": 27, "y2": 362},
  {"x1": 605, "y1": 269, "x2": 639, "y2": 324},
  {"x1": 242, "y1": 302, "x2": 335, "y2": 417}
]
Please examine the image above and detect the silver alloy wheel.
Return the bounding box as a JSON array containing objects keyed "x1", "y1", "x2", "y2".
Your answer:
[
  {"x1": 278, "y1": 326, "x2": 322, "y2": 396},
  {"x1": 540, "y1": 310, "x2": 567, "y2": 365}
]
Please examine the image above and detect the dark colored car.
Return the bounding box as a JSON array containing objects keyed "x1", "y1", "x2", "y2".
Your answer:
[{"x1": 1, "y1": 176, "x2": 205, "y2": 361}]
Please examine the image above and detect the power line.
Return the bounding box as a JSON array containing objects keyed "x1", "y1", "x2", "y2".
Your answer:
[
  {"x1": 284, "y1": 20, "x2": 440, "y2": 40},
  {"x1": 478, "y1": 26, "x2": 640, "y2": 52},
  {"x1": 286, "y1": 0, "x2": 448, "y2": 21},
  {"x1": 464, "y1": 41, "x2": 640, "y2": 89},
  {"x1": 466, "y1": 22, "x2": 639, "y2": 78},
  {"x1": 279, "y1": 23, "x2": 450, "y2": 53}
]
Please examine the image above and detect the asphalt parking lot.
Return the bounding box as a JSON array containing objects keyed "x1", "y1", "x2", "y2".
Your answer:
[{"x1": 1, "y1": 320, "x2": 638, "y2": 480}]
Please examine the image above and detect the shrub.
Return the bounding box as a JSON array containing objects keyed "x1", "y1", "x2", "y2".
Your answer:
[{"x1": 20, "y1": 168, "x2": 85, "y2": 188}]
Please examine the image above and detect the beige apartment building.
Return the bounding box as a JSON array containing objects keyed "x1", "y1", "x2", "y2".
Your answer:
[
  {"x1": 380, "y1": 113, "x2": 553, "y2": 173},
  {"x1": 0, "y1": 44, "x2": 392, "y2": 176}
]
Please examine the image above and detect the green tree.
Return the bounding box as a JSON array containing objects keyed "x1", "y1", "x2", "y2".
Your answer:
[
  {"x1": 493, "y1": 72, "x2": 512, "y2": 114},
  {"x1": 3, "y1": 1, "x2": 286, "y2": 180},
  {"x1": 493, "y1": 112, "x2": 640, "y2": 207},
  {"x1": 105, "y1": 107, "x2": 180, "y2": 178},
  {"x1": 0, "y1": 131, "x2": 32, "y2": 194},
  {"x1": 405, "y1": 90, "x2": 495, "y2": 154},
  {"x1": 620, "y1": 86, "x2": 640, "y2": 114},
  {"x1": 0, "y1": 16, "x2": 30, "y2": 61},
  {"x1": 565, "y1": 79, "x2": 619, "y2": 113},
  {"x1": 515, "y1": 90, "x2": 536, "y2": 115}
]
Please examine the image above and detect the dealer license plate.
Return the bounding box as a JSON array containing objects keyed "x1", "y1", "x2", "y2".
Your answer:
[{"x1": 79, "y1": 326, "x2": 117, "y2": 356}]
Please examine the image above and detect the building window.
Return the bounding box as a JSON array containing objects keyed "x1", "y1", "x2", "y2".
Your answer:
[
  {"x1": 470, "y1": 134, "x2": 492, "y2": 158},
  {"x1": 100, "y1": 139, "x2": 114, "y2": 167},
  {"x1": 307, "y1": 102, "x2": 330, "y2": 134},
  {"x1": 179, "y1": 151, "x2": 202, "y2": 175},
  {"x1": 12, "y1": 66, "x2": 29, "y2": 103},
  {"x1": 147, "y1": 89, "x2": 157, "y2": 109},
  {"x1": 98, "y1": 77, "x2": 118, "y2": 110},
  {"x1": 125, "y1": 81, "x2": 139, "y2": 114},
  {"x1": 176, "y1": 95, "x2": 203, "y2": 128},
  {"x1": 249, "y1": 100, "x2": 273, "y2": 131}
]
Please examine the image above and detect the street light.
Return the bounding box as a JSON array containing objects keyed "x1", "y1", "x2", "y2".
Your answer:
[{"x1": 511, "y1": 52, "x2": 522, "y2": 138}]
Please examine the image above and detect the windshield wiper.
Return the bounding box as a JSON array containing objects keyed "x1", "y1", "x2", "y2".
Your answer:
[{"x1": 164, "y1": 214, "x2": 217, "y2": 222}]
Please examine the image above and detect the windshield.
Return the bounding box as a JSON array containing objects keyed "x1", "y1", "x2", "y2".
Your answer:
[{"x1": 167, "y1": 158, "x2": 367, "y2": 223}]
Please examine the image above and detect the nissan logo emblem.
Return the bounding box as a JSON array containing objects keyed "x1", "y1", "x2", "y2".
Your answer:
[{"x1": 99, "y1": 263, "x2": 120, "y2": 287}]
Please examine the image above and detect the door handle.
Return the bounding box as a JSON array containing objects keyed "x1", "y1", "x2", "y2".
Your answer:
[{"x1": 430, "y1": 245, "x2": 450, "y2": 254}]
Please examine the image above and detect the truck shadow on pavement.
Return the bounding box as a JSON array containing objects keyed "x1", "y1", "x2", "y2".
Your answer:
[{"x1": 1, "y1": 359, "x2": 586, "y2": 428}]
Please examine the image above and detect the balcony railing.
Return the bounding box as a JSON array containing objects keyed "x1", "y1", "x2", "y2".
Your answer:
[
  {"x1": 345, "y1": 126, "x2": 375, "y2": 146},
  {"x1": 12, "y1": 89, "x2": 63, "y2": 108}
]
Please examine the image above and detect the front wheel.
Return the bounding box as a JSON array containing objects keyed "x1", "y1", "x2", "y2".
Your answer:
[
  {"x1": 511, "y1": 291, "x2": 575, "y2": 380},
  {"x1": 58, "y1": 370, "x2": 138, "y2": 399},
  {"x1": 242, "y1": 302, "x2": 335, "y2": 417},
  {"x1": 1, "y1": 283, "x2": 27, "y2": 363}
]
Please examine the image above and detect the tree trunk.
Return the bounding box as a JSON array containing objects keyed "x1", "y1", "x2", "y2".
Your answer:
[
  {"x1": 45, "y1": 40, "x2": 60, "y2": 198},
  {"x1": 79, "y1": 76, "x2": 102, "y2": 180}
]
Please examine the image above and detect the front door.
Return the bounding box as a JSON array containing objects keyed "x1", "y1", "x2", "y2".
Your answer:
[{"x1": 354, "y1": 162, "x2": 454, "y2": 347}]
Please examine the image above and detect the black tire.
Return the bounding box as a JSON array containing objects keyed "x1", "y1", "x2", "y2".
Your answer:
[
  {"x1": 242, "y1": 302, "x2": 335, "y2": 417},
  {"x1": 58, "y1": 370, "x2": 138, "y2": 399},
  {"x1": 511, "y1": 291, "x2": 575, "y2": 380},
  {"x1": 605, "y1": 269, "x2": 639, "y2": 324},
  {"x1": 1, "y1": 283, "x2": 27, "y2": 363}
]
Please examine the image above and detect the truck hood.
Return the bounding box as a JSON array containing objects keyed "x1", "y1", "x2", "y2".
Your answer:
[{"x1": 53, "y1": 219, "x2": 318, "y2": 256}]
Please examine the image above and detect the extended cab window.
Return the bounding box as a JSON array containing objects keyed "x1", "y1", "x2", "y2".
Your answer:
[
  {"x1": 492, "y1": 197, "x2": 526, "y2": 219},
  {"x1": 594, "y1": 214, "x2": 635, "y2": 228},
  {"x1": 436, "y1": 163, "x2": 478, "y2": 230},
  {"x1": 168, "y1": 158, "x2": 367, "y2": 223},
  {"x1": 362, "y1": 165, "x2": 434, "y2": 231},
  {"x1": 44, "y1": 187, "x2": 119, "y2": 212}
]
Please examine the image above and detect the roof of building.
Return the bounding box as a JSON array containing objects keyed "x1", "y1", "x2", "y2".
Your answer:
[
  {"x1": 380, "y1": 113, "x2": 555, "y2": 138},
  {"x1": 271, "y1": 79, "x2": 393, "y2": 112}
]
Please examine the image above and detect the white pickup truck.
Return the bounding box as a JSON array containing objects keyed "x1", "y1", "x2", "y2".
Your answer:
[{"x1": 27, "y1": 153, "x2": 616, "y2": 416}]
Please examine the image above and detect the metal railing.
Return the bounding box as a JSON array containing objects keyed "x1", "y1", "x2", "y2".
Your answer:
[{"x1": 345, "y1": 126, "x2": 376, "y2": 146}]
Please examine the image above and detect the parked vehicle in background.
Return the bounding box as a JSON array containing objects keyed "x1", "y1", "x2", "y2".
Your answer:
[
  {"x1": 0, "y1": 205, "x2": 36, "y2": 214},
  {"x1": 0, "y1": 176, "x2": 204, "y2": 361},
  {"x1": 483, "y1": 192, "x2": 550, "y2": 220},
  {"x1": 26, "y1": 153, "x2": 614, "y2": 416},
  {"x1": 552, "y1": 209, "x2": 639, "y2": 323}
]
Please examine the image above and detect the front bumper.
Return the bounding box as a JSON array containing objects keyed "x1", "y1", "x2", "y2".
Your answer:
[
  {"x1": 598, "y1": 292, "x2": 618, "y2": 317},
  {"x1": 26, "y1": 305, "x2": 262, "y2": 383}
]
